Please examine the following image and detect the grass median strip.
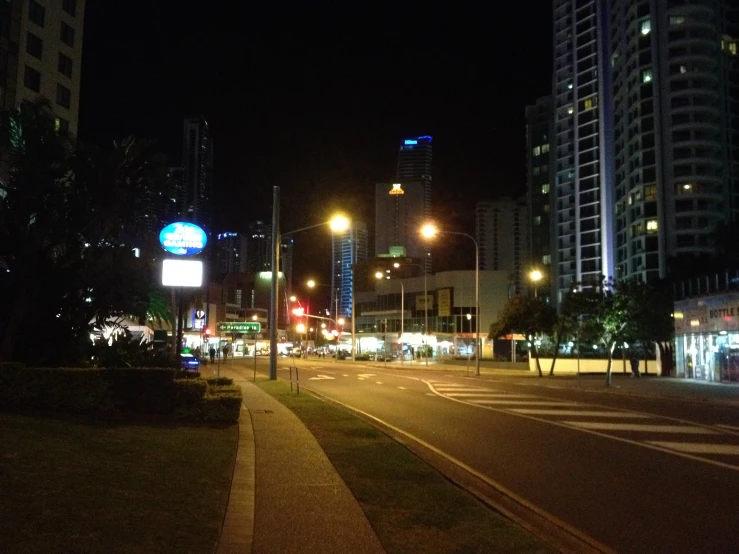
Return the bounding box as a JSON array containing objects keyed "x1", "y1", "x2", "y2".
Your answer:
[
  {"x1": 0, "y1": 413, "x2": 238, "y2": 554},
  {"x1": 258, "y1": 379, "x2": 554, "y2": 554}
]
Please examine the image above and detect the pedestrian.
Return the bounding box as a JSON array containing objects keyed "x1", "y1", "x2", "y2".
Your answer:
[
  {"x1": 629, "y1": 349, "x2": 641, "y2": 379},
  {"x1": 222, "y1": 345, "x2": 229, "y2": 363},
  {"x1": 209, "y1": 346, "x2": 215, "y2": 363}
]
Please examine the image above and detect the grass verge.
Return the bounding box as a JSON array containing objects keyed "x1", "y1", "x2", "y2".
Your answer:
[
  {"x1": 0, "y1": 412, "x2": 238, "y2": 554},
  {"x1": 258, "y1": 379, "x2": 555, "y2": 554}
]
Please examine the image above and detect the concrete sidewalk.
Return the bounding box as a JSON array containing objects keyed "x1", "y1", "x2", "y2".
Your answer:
[{"x1": 215, "y1": 368, "x2": 386, "y2": 554}]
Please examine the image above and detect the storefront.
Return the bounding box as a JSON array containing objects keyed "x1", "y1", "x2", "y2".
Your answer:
[{"x1": 674, "y1": 292, "x2": 739, "y2": 383}]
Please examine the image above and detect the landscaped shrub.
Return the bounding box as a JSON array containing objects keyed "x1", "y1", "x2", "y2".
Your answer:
[
  {"x1": 201, "y1": 392, "x2": 242, "y2": 422},
  {"x1": 103, "y1": 368, "x2": 177, "y2": 414},
  {"x1": 205, "y1": 377, "x2": 233, "y2": 387},
  {"x1": 0, "y1": 366, "x2": 241, "y2": 422}
]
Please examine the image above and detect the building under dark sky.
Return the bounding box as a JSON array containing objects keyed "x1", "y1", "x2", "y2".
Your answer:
[{"x1": 78, "y1": 3, "x2": 552, "y2": 297}]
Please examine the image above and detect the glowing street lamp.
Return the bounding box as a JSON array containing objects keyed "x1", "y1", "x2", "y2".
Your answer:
[
  {"x1": 376, "y1": 270, "x2": 405, "y2": 363},
  {"x1": 530, "y1": 269, "x2": 543, "y2": 298},
  {"x1": 421, "y1": 223, "x2": 480, "y2": 376}
]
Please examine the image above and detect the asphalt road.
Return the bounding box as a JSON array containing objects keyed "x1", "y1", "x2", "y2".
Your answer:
[{"x1": 228, "y1": 357, "x2": 739, "y2": 554}]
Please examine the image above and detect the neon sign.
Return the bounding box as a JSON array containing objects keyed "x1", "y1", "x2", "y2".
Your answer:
[{"x1": 159, "y1": 222, "x2": 207, "y2": 256}]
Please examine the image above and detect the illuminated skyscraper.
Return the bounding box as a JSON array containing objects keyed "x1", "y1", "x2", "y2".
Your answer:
[
  {"x1": 332, "y1": 222, "x2": 369, "y2": 319},
  {"x1": 375, "y1": 136, "x2": 432, "y2": 269},
  {"x1": 182, "y1": 117, "x2": 213, "y2": 233}
]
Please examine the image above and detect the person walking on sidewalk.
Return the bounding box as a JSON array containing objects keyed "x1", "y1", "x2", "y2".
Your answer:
[{"x1": 630, "y1": 349, "x2": 641, "y2": 378}]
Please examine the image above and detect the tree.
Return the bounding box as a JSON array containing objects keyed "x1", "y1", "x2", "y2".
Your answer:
[
  {"x1": 0, "y1": 100, "x2": 172, "y2": 364},
  {"x1": 489, "y1": 296, "x2": 557, "y2": 377}
]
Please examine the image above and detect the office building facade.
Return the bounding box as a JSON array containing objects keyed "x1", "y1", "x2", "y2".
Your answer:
[
  {"x1": 477, "y1": 197, "x2": 530, "y2": 297},
  {"x1": 215, "y1": 232, "x2": 247, "y2": 274},
  {"x1": 0, "y1": 0, "x2": 85, "y2": 136}
]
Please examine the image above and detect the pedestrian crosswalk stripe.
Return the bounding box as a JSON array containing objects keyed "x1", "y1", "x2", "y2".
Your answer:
[
  {"x1": 509, "y1": 409, "x2": 649, "y2": 418},
  {"x1": 646, "y1": 442, "x2": 739, "y2": 455},
  {"x1": 471, "y1": 400, "x2": 580, "y2": 406},
  {"x1": 564, "y1": 422, "x2": 718, "y2": 434}
]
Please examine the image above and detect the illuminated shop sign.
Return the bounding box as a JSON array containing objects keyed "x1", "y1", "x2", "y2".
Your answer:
[
  {"x1": 159, "y1": 222, "x2": 207, "y2": 255},
  {"x1": 389, "y1": 183, "x2": 404, "y2": 195}
]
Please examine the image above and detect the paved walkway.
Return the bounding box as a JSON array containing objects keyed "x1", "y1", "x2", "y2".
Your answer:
[{"x1": 215, "y1": 367, "x2": 386, "y2": 554}]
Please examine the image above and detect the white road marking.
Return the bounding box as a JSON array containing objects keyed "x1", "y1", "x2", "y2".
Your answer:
[
  {"x1": 647, "y1": 442, "x2": 739, "y2": 455},
  {"x1": 444, "y1": 393, "x2": 534, "y2": 398},
  {"x1": 471, "y1": 400, "x2": 580, "y2": 406},
  {"x1": 308, "y1": 374, "x2": 335, "y2": 381},
  {"x1": 397, "y1": 386, "x2": 406, "y2": 390},
  {"x1": 376, "y1": 381, "x2": 383, "y2": 385},
  {"x1": 342, "y1": 374, "x2": 349, "y2": 377},
  {"x1": 358, "y1": 373, "x2": 376, "y2": 378},
  {"x1": 564, "y1": 422, "x2": 718, "y2": 434},
  {"x1": 716, "y1": 424, "x2": 739, "y2": 432},
  {"x1": 434, "y1": 388, "x2": 494, "y2": 393},
  {"x1": 509, "y1": 409, "x2": 649, "y2": 418}
]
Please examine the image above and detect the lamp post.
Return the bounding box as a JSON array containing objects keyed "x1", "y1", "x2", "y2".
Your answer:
[
  {"x1": 269, "y1": 210, "x2": 350, "y2": 380},
  {"x1": 376, "y1": 271, "x2": 404, "y2": 363},
  {"x1": 421, "y1": 224, "x2": 480, "y2": 377},
  {"x1": 393, "y1": 261, "x2": 429, "y2": 365},
  {"x1": 530, "y1": 269, "x2": 543, "y2": 298}
]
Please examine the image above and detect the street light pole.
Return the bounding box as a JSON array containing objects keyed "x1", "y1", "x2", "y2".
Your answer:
[{"x1": 421, "y1": 225, "x2": 480, "y2": 377}]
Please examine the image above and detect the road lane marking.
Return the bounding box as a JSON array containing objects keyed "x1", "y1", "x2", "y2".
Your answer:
[
  {"x1": 444, "y1": 392, "x2": 536, "y2": 398},
  {"x1": 564, "y1": 422, "x2": 718, "y2": 434},
  {"x1": 434, "y1": 388, "x2": 497, "y2": 393},
  {"x1": 358, "y1": 373, "x2": 376, "y2": 378},
  {"x1": 646, "y1": 442, "x2": 739, "y2": 455},
  {"x1": 308, "y1": 374, "x2": 335, "y2": 380},
  {"x1": 376, "y1": 382, "x2": 383, "y2": 385},
  {"x1": 471, "y1": 400, "x2": 580, "y2": 406},
  {"x1": 397, "y1": 386, "x2": 406, "y2": 390},
  {"x1": 510, "y1": 409, "x2": 649, "y2": 418},
  {"x1": 716, "y1": 424, "x2": 739, "y2": 432}
]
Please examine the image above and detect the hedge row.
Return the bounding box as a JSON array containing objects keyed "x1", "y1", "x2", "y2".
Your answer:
[{"x1": 0, "y1": 364, "x2": 241, "y2": 422}]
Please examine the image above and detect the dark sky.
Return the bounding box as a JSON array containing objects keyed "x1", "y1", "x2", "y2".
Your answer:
[{"x1": 79, "y1": 3, "x2": 552, "y2": 296}]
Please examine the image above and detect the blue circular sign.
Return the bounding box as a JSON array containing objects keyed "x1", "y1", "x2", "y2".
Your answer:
[{"x1": 159, "y1": 222, "x2": 208, "y2": 256}]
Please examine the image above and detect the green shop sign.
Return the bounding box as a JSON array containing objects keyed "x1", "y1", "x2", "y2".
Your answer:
[{"x1": 217, "y1": 321, "x2": 261, "y2": 334}]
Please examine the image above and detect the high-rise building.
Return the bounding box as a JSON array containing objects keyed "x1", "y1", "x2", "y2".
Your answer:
[
  {"x1": 0, "y1": 0, "x2": 86, "y2": 136},
  {"x1": 245, "y1": 221, "x2": 272, "y2": 273},
  {"x1": 526, "y1": 96, "x2": 555, "y2": 303},
  {"x1": 375, "y1": 136, "x2": 433, "y2": 269},
  {"x1": 552, "y1": 0, "x2": 614, "y2": 301},
  {"x1": 215, "y1": 232, "x2": 247, "y2": 274},
  {"x1": 181, "y1": 117, "x2": 213, "y2": 233},
  {"x1": 610, "y1": 0, "x2": 739, "y2": 282},
  {"x1": 332, "y1": 222, "x2": 369, "y2": 319},
  {"x1": 477, "y1": 197, "x2": 529, "y2": 297}
]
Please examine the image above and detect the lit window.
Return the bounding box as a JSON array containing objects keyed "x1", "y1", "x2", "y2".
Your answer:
[
  {"x1": 542, "y1": 143, "x2": 549, "y2": 153},
  {"x1": 669, "y1": 15, "x2": 685, "y2": 26},
  {"x1": 644, "y1": 184, "x2": 656, "y2": 201},
  {"x1": 646, "y1": 220, "x2": 658, "y2": 233},
  {"x1": 542, "y1": 255, "x2": 551, "y2": 265},
  {"x1": 731, "y1": 42, "x2": 737, "y2": 56},
  {"x1": 567, "y1": 105, "x2": 574, "y2": 115},
  {"x1": 583, "y1": 96, "x2": 597, "y2": 110},
  {"x1": 533, "y1": 146, "x2": 541, "y2": 156},
  {"x1": 682, "y1": 183, "x2": 692, "y2": 192},
  {"x1": 541, "y1": 183, "x2": 550, "y2": 194},
  {"x1": 640, "y1": 19, "x2": 651, "y2": 35},
  {"x1": 642, "y1": 69, "x2": 652, "y2": 83},
  {"x1": 567, "y1": 82, "x2": 573, "y2": 90},
  {"x1": 534, "y1": 216, "x2": 541, "y2": 226}
]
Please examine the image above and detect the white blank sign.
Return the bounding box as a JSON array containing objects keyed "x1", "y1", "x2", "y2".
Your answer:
[{"x1": 162, "y1": 259, "x2": 203, "y2": 287}]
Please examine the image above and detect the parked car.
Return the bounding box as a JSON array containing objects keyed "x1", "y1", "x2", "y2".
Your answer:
[{"x1": 180, "y1": 353, "x2": 201, "y2": 371}]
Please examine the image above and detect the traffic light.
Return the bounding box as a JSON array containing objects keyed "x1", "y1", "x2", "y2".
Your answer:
[{"x1": 205, "y1": 328, "x2": 211, "y2": 336}]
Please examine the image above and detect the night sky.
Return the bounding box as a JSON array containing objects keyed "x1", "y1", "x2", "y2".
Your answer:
[{"x1": 79, "y1": 3, "x2": 552, "y2": 298}]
